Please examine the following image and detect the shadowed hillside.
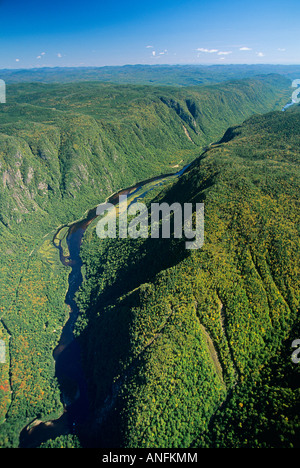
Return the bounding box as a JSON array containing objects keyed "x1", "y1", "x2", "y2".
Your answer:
[{"x1": 74, "y1": 106, "x2": 300, "y2": 448}]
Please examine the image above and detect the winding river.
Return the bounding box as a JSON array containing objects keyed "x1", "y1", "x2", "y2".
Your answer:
[{"x1": 19, "y1": 162, "x2": 192, "y2": 448}]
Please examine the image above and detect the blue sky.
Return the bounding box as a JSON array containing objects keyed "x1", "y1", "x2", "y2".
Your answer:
[{"x1": 0, "y1": 0, "x2": 299, "y2": 69}]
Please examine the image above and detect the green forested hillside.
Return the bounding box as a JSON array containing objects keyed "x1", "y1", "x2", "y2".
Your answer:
[
  {"x1": 0, "y1": 74, "x2": 295, "y2": 447},
  {"x1": 74, "y1": 106, "x2": 300, "y2": 448}
]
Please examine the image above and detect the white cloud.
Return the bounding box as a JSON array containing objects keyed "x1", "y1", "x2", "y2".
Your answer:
[
  {"x1": 239, "y1": 47, "x2": 252, "y2": 51},
  {"x1": 146, "y1": 45, "x2": 154, "y2": 48},
  {"x1": 278, "y1": 48, "x2": 286, "y2": 52},
  {"x1": 57, "y1": 53, "x2": 62, "y2": 58},
  {"x1": 257, "y1": 52, "x2": 265, "y2": 57},
  {"x1": 218, "y1": 51, "x2": 232, "y2": 55},
  {"x1": 15, "y1": 58, "x2": 20, "y2": 62},
  {"x1": 196, "y1": 48, "x2": 218, "y2": 53},
  {"x1": 152, "y1": 50, "x2": 156, "y2": 56},
  {"x1": 41, "y1": 52, "x2": 46, "y2": 55},
  {"x1": 36, "y1": 55, "x2": 42, "y2": 59}
]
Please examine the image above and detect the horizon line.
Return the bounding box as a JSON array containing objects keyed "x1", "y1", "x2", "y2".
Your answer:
[{"x1": 1, "y1": 63, "x2": 300, "y2": 72}]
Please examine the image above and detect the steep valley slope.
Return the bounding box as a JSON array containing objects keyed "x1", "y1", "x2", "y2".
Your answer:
[{"x1": 75, "y1": 106, "x2": 300, "y2": 448}]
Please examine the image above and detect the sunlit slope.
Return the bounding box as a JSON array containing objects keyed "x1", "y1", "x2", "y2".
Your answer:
[{"x1": 76, "y1": 107, "x2": 300, "y2": 448}]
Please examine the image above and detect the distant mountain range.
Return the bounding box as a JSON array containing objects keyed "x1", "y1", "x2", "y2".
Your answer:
[{"x1": 2, "y1": 64, "x2": 300, "y2": 86}]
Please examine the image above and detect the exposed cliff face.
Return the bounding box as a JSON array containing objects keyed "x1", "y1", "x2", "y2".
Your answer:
[{"x1": 0, "y1": 76, "x2": 290, "y2": 227}]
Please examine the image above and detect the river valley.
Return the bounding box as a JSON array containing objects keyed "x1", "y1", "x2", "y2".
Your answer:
[{"x1": 18, "y1": 161, "x2": 193, "y2": 448}]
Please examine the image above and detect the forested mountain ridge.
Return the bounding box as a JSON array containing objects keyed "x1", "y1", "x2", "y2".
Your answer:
[
  {"x1": 0, "y1": 74, "x2": 295, "y2": 447},
  {"x1": 2, "y1": 64, "x2": 300, "y2": 86},
  {"x1": 75, "y1": 106, "x2": 300, "y2": 448}
]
